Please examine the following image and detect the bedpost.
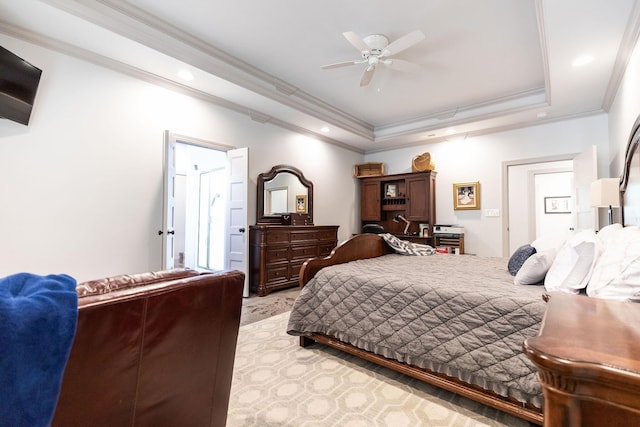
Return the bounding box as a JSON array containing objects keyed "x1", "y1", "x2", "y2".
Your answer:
[{"x1": 300, "y1": 336, "x2": 315, "y2": 347}]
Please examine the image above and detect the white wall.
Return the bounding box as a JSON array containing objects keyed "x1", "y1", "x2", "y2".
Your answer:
[
  {"x1": 365, "y1": 115, "x2": 609, "y2": 256},
  {"x1": 0, "y1": 35, "x2": 362, "y2": 281},
  {"x1": 608, "y1": 35, "x2": 640, "y2": 177}
]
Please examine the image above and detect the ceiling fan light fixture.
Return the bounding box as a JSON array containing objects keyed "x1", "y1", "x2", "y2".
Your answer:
[
  {"x1": 321, "y1": 30, "x2": 425, "y2": 87},
  {"x1": 362, "y1": 34, "x2": 389, "y2": 53}
]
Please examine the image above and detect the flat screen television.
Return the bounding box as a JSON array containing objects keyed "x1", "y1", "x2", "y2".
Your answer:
[{"x1": 0, "y1": 45, "x2": 42, "y2": 125}]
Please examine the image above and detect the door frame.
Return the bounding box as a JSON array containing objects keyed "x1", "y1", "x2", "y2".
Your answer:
[
  {"x1": 501, "y1": 153, "x2": 578, "y2": 257},
  {"x1": 529, "y1": 168, "x2": 574, "y2": 243},
  {"x1": 162, "y1": 131, "x2": 236, "y2": 269}
]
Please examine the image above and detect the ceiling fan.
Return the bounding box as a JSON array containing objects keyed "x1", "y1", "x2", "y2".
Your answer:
[{"x1": 321, "y1": 30, "x2": 425, "y2": 87}]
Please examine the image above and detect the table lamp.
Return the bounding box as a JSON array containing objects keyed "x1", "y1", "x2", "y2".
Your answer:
[{"x1": 590, "y1": 178, "x2": 620, "y2": 225}]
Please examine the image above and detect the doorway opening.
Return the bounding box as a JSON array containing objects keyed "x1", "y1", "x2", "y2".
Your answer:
[
  {"x1": 174, "y1": 143, "x2": 228, "y2": 270},
  {"x1": 161, "y1": 132, "x2": 249, "y2": 297},
  {"x1": 502, "y1": 147, "x2": 598, "y2": 257}
]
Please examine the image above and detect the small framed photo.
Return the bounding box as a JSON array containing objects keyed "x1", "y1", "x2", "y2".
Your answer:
[
  {"x1": 544, "y1": 196, "x2": 571, "y2": 214},
  {"x1": 419, "y1": 223, "x2": 429, "y2": 237},
  {"x1": 385, "y1": 184, "x2": 398, "y2": 198},
  {"x1": 295, "y1": 194, "x2": 307, "y2": 213},
  {"x1": 453, "y1": 181, "x2": 480, "y2": 210}
]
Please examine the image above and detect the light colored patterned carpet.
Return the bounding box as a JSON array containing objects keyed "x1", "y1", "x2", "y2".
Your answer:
[
  {"x1": 240, "y1": 287, "x2": 300, "y2": 326},
  {"x1": 228, "y1": 311, "x2": 535, "y2": 427}
]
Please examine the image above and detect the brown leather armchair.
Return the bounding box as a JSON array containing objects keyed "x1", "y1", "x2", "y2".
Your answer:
[{"x1": 52, "y1": 268, "x2": 244, "y2": 427}]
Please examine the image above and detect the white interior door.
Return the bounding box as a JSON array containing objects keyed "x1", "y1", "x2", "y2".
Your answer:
[
  {"x1": 161, "y1": 131, "x2": 176, "y2": 269},
  {"x1": 226, "y1": 147, "x2": 249, "y2": 296}
]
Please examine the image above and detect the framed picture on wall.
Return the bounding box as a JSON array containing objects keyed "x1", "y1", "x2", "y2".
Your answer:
[
  {"x1": 544, "y1": 196, "x2": 571, "y2": 214},
  {"x1": 453, "y1": 181, "x2": 480, "y2": 210},
  {"x1": 296, "y1": 194, "x2": 307, "y2": 213}
]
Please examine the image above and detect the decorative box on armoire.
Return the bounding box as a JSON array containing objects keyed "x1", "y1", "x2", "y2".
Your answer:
[{"x1": 250, "y1": 164, "x2": 339, "y2": 297}]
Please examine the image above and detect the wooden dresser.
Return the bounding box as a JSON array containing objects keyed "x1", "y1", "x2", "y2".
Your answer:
[
  {"x1": 249, "y1": 225, "x2": 339, "y2": 296},
  {"x1": 523, "y1": 292, "x2": 640, "y2": 426}
]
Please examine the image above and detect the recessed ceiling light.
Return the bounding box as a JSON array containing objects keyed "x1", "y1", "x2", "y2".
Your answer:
[
  {"x1": 445, "y1": 128, "x2": 456, "y2": 135},
  {"x1": 177, "y1": 69, "x2": 194, "y2": 81},
  {"x1": 320, "y1": 126, "x2": 330, "y2": 133},
  {"x1": 572, "y1": 55, "x2": 594, "y2": 67}
]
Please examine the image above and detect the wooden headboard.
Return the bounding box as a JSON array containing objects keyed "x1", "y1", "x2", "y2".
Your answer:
[{"x1": 621, "y1": 114, "x2": 640, "y2": 226}]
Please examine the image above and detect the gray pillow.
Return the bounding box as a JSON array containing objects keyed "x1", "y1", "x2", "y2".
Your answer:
[{"x1": 508, "y1": 244, "x2": 537, "y2": 276}]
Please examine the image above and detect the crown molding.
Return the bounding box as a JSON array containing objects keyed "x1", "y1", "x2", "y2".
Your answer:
[
  {"x1": 0, "y1": 20, "x2": 364, "y2": 155},
  {"x1": 365, "y1": 109, "x2": 605, "y2": 154},
  {"x1": 375, "y1": 87, "x2": 546, "y2": 135},
  {"x1": 38, "y1": 0, "x2": 558, "y2": 145},
  {"x1": 602, "y1": 0, "x2": 640, "y2": 111},
  {"x1": 534, "y1": 0, "x2": 552, "y2": 105},
  {"x1": 40, "y1": 0, "x2": 374, "y2": 140}
]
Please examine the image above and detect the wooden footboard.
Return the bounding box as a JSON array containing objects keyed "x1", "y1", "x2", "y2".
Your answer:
[
  {"x1": 299, "y1": 234, "x2": 392, "y2": 287},
  {"x1": 296, "y1": 233, "x2": 544, "y2": 425}
]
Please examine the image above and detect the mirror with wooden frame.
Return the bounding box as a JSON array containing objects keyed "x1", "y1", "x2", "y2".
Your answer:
[{"x1": 256, "y1": 165, "x2": 313, "y2": 224}]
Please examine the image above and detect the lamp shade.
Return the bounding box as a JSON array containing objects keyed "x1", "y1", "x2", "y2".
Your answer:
[{"x1": 590, "y1": 178, "x2": 620, "y2": 208}]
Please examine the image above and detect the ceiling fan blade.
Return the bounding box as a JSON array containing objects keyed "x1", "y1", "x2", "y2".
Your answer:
[
  {"x1": 385, "y1": 58, "x2": 422, "y2": 73},
  {"x1": 321, "y1": 59, "x2": 364, "y2": 70},
  {"x1": 360, "y1": 65, "x2": 376, "y2": 87},
  {"x1": 384, "y1": 30, "x2": 425, "y2": 56},
  {"x1": 343, "y1": 31, "x2": 369, "y2": 52}
]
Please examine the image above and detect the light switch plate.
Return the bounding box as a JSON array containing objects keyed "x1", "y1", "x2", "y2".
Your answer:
[{"x1": 485, "y1": 209, "x2": 500, "y2": 217}]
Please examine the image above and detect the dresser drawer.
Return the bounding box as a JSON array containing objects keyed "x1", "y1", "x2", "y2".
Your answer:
[
  {"x1": 265, "y1": 264, "x2": 288, "y2": 283},
  {"x1": 266, "y1": 246, "x2": 289, "y2": 263},
  {"x1": 291, "y1": 245, "x2": 318, "y2": 260},
  {"x1": 290, "y1": 259, "x2": 306, "y2": 280},
  {"x1": 290, "y1": 231, "x2": 318, "y2": 242},
  {"x1": 317, "y1": 230, "x2": 337, "y2": 241},
  {"x1": 266, "y1": 231, "x2": 290, "y2": 244}
]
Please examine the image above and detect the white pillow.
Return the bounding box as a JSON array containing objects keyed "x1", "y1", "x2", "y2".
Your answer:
[
  {"x1": 544, "y1": 229, "x2": 597, "y2": 294},
  {"x1": 514, "y1": 249, "x2": 557, "y2": 285},
  {"x1": 587, "y1": 226, "x2": 640, "y2": 300},
  {"x1": 596, "y1": 223, "x2": 623, "y2": 245},
  {"x1": 531, "y1": 233, "x2": 570, "y2": 253}
]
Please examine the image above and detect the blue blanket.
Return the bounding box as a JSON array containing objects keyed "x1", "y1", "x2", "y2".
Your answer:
[{"x1": 0, "y1": 273, "x2": 78, "y2": 427}]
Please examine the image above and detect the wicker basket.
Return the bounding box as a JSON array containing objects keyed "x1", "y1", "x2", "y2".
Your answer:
[{"x1": 412, "y1": 152, "x2": 435, "y2": 172}]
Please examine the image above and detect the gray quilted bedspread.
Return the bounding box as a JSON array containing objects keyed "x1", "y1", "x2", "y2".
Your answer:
[{"x1": 287, "y1": 254, "x2": 547, "y2": 407}]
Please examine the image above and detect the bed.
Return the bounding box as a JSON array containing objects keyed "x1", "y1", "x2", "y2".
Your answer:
[
  {"x1": 287, "y1": 235, "x2": 546, "y2": 424},
  {"x1": 287, "y1": 116, "x2": 640, "y2": 426}
]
